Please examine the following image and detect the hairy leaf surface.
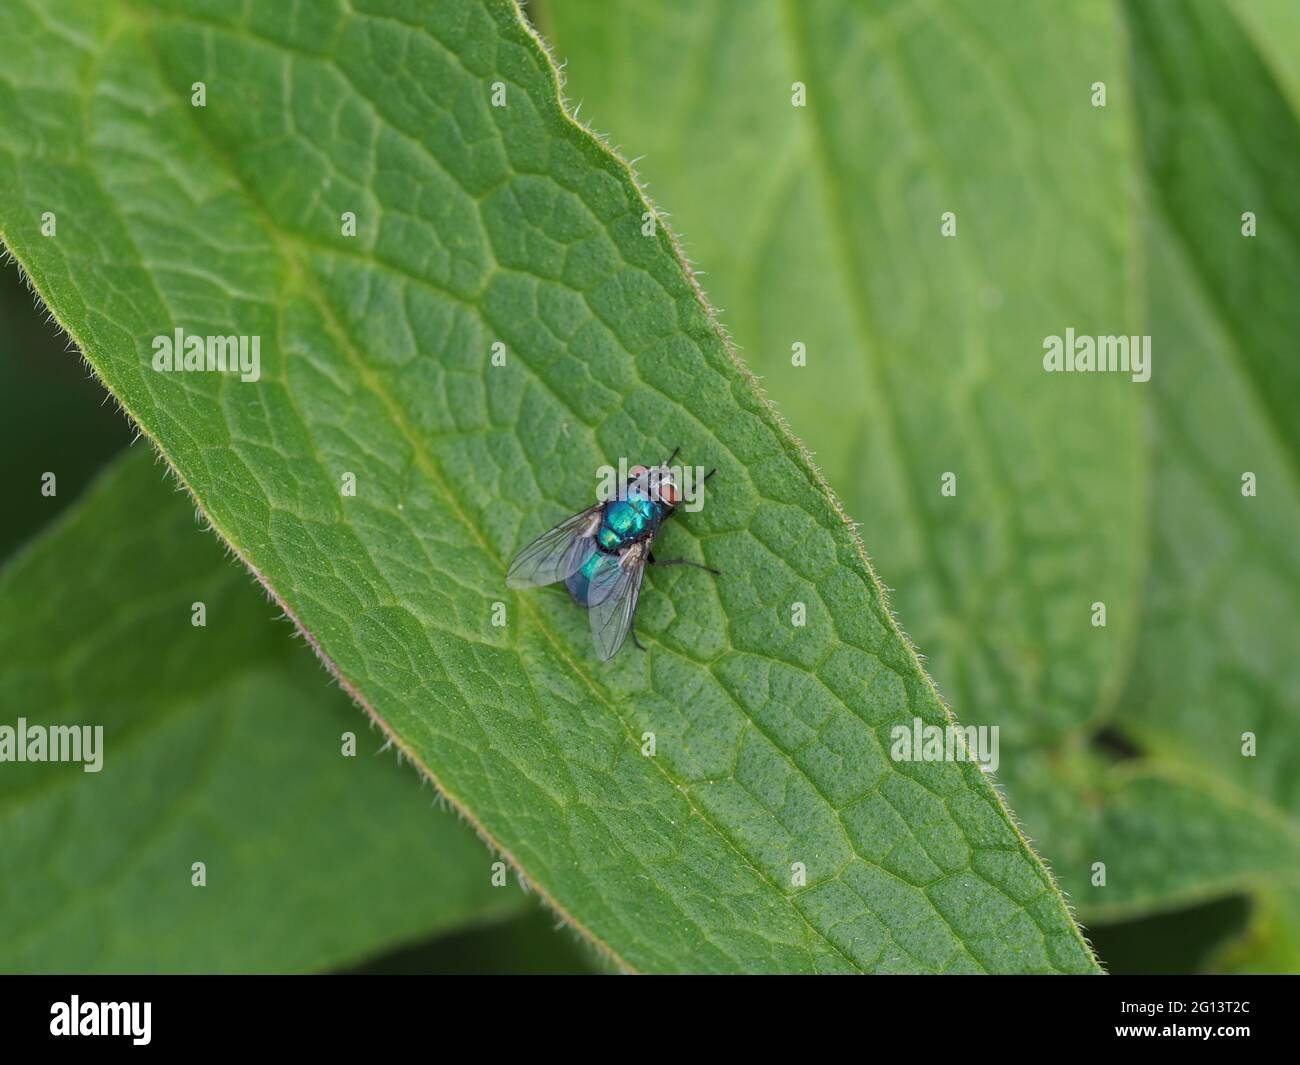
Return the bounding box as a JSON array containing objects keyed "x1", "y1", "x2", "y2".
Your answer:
[{"x1": 0, "y1": 0, "x2": 1095, "y2": 971}]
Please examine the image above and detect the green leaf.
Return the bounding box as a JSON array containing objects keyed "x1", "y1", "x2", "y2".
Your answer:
[
  {"x1": 0, "y1": 0, "x2": 1094, "y2": 972},
  {"x1": 545, "y1": 0, "x2": 1300, "y2": 970},
  {"x1": 0, "y1": 449, "x2": 526, "y2": 973}
]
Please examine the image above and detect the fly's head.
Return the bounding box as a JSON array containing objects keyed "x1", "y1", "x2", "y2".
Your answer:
[{"x1": 628, "y1": 463, "x2": 680, "y2": 510}]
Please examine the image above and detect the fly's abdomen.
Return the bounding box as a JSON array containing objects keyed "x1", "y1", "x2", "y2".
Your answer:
[{"x1": 566, "y1": 548, "x2": 607, "y2": 605}]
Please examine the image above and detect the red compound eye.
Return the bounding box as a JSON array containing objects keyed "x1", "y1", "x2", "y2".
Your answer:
[
  {"x1": 658, "y1": 480, "x2": 680, "y2": 505},
  {"x1": 629, "y1": 465, "x2": 647, "y2": 479}
]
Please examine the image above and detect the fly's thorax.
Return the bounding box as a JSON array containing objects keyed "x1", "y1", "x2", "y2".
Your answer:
[{"x1": 601, "y1": 493, "x2": 667, "y2": 546}]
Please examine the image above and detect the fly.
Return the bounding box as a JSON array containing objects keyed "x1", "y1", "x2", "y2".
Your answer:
[{"x1": 506, "y1": 448, "x2": 719, "y2": 659}]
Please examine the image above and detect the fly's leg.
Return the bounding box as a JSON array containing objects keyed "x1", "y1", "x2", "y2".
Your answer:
[
  {"x1": 631, "y1": 630, "x2": 647, "y2": 652},
  {"x1": 649, "y1": 551, "x2": 721, "y2": 576}
]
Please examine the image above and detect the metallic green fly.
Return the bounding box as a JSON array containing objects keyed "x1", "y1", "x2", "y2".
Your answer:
[{"x1": 506, "y1": 448, "x2": 719, "y2": 659}]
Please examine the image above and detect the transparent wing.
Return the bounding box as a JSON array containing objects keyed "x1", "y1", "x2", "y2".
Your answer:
[
  {"x1": 587, "y1": 543, "x2": 648, "y2": 660},
  {"x1": 506, "y1": 505, "x2": 601, "y2": 589}
]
